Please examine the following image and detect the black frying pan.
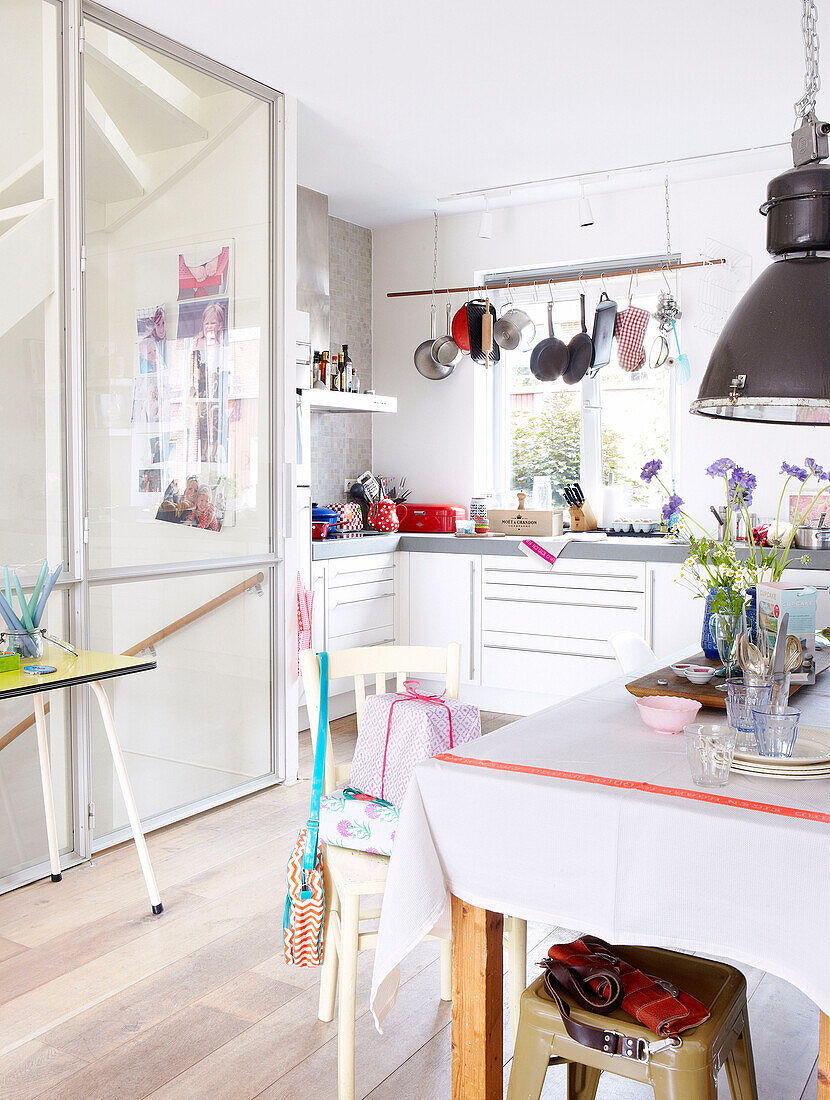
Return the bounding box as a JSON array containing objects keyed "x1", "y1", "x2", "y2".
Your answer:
[
  {"x1": 563, "y1": 293, "x2": 595, "y2": 384},
  {"x1": 529, "y1": 302, "x2": 568, "y2": 381}
]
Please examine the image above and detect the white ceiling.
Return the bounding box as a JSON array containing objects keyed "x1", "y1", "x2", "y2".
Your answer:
[{"x1": 104, "y1": 0, "x2": 803, "y2": 227}]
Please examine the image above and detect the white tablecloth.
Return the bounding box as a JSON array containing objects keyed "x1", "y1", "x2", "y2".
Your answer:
[{"x1": 370, "y1": 657, "x2": 830, "y2": 1029}]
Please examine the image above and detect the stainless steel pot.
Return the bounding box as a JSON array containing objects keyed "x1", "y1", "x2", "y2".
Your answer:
[
  {"x1": 415, "y1": 303, "x2": 454, "y2": 380},
  {"x1": 493, "y1": 304, "x2": 535, "y2": 352},
  {"x1": 794, "y1": 524, "x2": 830, "y2": 549}
]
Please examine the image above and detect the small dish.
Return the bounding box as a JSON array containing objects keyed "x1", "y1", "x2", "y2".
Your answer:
[
  {"x1": 683, "y1": 665, "x2": 715, "y2": 685},
  {"x1": 670, "y1": 662, "x2": 692, "y2": 677},
  {"x1": 635, "y1": 695, "x2": 703, "y2": 736}
]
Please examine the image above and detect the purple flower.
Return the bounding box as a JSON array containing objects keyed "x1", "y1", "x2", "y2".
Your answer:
[
  {"x1": 661, "y1": 493, "x2": 683, "y2": 522},
  {"x1": 640, "y1": 459, "x2": 663, "y2": 484},
  {"x1": 727, "y1": 466, "x2": 757, "y2": 507},
  {"x1": 706, "y1": 458, "x2": 736, "y2": 478},
  {"x1": 337, "y1": 820, "x2": 357, "y2": 838},
  {"x1": 806, "y1": 457, "x2": 829, "y2": 481},
  {"x1": 781, "y1": 461, "x2": 810, "y2": 482}
]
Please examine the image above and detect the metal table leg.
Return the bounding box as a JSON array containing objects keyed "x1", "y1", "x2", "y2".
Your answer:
[
  {"x1": 89, "y1": 679, "x2": 163, "y2": 915},
  {"x1": 32, "y1": 692, "x2": 62, "y2": 882}
]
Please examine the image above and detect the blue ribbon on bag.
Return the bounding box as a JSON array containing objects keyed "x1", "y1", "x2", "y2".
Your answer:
[{"x1": 300, "y1": 650, "x2": 328, "y2": 899}]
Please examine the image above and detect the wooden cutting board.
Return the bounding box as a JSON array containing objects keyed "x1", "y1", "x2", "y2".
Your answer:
[{"x1": 624, "y1": 650, "x2": 830, "y2": 709}]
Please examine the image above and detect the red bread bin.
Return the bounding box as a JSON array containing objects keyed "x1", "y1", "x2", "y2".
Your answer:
[{"x1": 396, "y1": 503, "x2": 466, "y2": 534}]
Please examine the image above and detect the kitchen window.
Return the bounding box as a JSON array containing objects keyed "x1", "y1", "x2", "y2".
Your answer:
[{"x1": 488, "y1": 270, "x2": 677, "y2": 511}]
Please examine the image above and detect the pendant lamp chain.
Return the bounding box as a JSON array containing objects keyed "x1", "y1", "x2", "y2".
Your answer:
[{"x1": 795, "y1": 0, "x2": 821, "y2": 120}]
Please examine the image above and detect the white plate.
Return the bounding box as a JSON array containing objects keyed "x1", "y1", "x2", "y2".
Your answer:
[
  {"x1": 733, "y1": 726, "x2": 830, "y2": 766},
  {"x1": 731, "y1": 760, "x2": 830, "y2": 779}
]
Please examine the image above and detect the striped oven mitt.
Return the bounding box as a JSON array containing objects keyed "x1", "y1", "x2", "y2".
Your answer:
[{"x1": 283, "y1": 651, "x2": 329, "y2": 966}]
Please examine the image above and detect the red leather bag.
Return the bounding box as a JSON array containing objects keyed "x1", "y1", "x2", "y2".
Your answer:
[{"x1": 541, "y1": 936, "x2": 710, "y2": 1061}]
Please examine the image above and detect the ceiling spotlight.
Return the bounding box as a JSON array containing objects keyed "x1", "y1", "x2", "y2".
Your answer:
[
  {"x1": 578, "y1": 183, "x2": 594, "y2": 228},
  {"x1": 478, "y1": 196, "x2": 493, "y2": 239}
]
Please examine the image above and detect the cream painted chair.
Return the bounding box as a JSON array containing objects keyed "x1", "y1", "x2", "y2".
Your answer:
[
  {"x1": 608, "y1": 630, "x2": 656, "y2": 675},
  {"x1": 300, "y1": 643, "x2": 527, "y2": 1100}
]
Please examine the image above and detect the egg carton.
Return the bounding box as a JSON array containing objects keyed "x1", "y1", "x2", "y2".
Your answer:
[{"x1": 606, "y1": 519, "x2": 660, "y2": 535}]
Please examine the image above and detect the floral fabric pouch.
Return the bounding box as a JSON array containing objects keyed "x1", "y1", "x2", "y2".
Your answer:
[{"x1": 318, "y1": 787, "x2": 399, "y2": 857}]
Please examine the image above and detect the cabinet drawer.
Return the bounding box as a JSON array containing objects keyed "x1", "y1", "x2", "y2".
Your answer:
[
  {"x1": 328, "y1": 584, "x2": 395, "y2": 639},
  {"x1": 484, "y1": 590, "x2": 644, "y2": 639},
  {"x1": 483, "y1": 559, "x2": 645, "y2": 593},
  {"x1": 482, "y1": 641, "x2": 617, "y2": 696},
  {"x1": 328, "y1": 553, "x2": 396, "y2": 589}
]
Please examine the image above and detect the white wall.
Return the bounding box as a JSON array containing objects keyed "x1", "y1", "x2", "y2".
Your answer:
[{"x1": 373, "y1": 166, "x2": 825, "y2": 528}]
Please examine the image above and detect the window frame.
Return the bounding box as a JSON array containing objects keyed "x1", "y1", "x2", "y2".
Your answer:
[{"x1": 484, "y1": 263, "x2": 681, "y2": 509}]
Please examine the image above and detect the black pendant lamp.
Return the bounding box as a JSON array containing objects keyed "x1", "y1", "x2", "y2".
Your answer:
[{"x1": 691, "y1": 0, "x2": 830, "y2": 424}]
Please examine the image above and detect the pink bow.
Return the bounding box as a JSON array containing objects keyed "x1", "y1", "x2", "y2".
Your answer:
[{"x1": 380, "y1": 681, "x2": 453, "y2": 799}]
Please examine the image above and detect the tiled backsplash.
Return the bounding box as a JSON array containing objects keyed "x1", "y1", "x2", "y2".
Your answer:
[{"x1": 310, "y1": 216, "x2": 372, "y2": 507}]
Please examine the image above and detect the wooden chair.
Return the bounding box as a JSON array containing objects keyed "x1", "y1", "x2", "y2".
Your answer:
[{"x1": 300, "y1": 643, "x2": 528, "y2": 1100}]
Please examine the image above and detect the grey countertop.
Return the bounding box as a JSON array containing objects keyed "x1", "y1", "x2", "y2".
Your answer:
[{"x1": 311, "y1": 531, "x2": 830, "y2": 571}]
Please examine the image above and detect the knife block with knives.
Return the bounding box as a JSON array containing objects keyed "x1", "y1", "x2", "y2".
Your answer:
[{"x1": 563, "y1": 482, "x2": 598, "y2": 532}]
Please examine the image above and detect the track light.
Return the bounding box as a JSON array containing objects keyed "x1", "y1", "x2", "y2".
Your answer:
[
  {"x1": 478, "y1": 196, "x2": 493, "y2": 239},
  {"x1": 578, "y1": 182, "x2": 594, "y2": 228}
]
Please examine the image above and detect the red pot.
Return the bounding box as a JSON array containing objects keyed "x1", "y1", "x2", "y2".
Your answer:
[
  {"x1": 311, "y1": 521, "x2": 330, "y2": 540},
  {"x1": 451, "y1": 305, "x2": 471, "y2": 353}
]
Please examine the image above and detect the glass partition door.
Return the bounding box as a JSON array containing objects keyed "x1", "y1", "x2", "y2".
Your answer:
[
  {"x1": 82, "y1": 11, "x2": 280, "y2": 847},
  {"x1": 0, "y1": 0, "x2": 75, "y2": 888}
]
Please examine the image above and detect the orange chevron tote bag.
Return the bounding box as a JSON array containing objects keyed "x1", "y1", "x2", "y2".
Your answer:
[{"x1": 283, "y1": 651, "x2": 329, "y2": 966}]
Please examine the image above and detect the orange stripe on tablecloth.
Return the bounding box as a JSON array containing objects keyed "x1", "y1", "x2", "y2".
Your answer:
[{"x1": 432, "y1": 753, "x2": 830, "y2": 824}]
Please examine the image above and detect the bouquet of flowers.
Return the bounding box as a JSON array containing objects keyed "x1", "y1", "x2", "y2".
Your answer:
[{"x1": 639, "y1": 456, "x2": 830, "y2": 613}]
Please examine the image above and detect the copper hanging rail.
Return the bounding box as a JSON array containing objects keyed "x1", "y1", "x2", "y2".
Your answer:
[
  {"x1": 0, "y1": 570, "x2": 265, "y2": 754},
  {"x1": 386, "y1": 257, "x2": 726, "y2": 299}
]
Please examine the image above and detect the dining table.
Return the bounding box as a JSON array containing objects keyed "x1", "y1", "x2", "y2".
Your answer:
[{"x1": 370, "y1": 649, "x2": 830, "y2": 1099}]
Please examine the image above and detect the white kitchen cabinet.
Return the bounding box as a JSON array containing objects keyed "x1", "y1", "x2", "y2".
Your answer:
[
  {"x1": 646, "y1": 561, "x2": 703, "y2": 658},
  {"x1": 407, "y1": 552, "x2": 479, "y2": 684}
]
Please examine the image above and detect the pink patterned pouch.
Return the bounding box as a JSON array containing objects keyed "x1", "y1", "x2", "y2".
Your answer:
[{"x1": 319, "y1": 788, "x2": 399, "y2": 856}]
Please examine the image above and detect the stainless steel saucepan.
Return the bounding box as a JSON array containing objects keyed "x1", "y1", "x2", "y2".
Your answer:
[{"x1": 494, "y1": 302, "x2": 535, "y2": 352}]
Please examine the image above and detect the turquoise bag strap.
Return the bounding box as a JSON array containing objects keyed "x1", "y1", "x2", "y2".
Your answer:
[{"x1": 301, "y1": 651, "x2": 328, "y2": 881}]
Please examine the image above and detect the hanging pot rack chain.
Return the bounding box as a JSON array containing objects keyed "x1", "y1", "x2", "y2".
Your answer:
[{"x1": 386, "y1": 257, "x2": 725, "y2": 299}]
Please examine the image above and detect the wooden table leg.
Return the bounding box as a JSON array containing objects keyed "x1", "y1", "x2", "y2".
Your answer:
[
  {"x1": 451, "y1": 895, "x2": 503, "y2": 1100},
  {"x1": 819, "y1": 1013, "x2": 830, "y2": 1098}
]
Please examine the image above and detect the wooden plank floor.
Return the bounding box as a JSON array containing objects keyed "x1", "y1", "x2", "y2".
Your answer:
[{"x1": 0, "y1": 711, "x2": 819, "y2": 1099}]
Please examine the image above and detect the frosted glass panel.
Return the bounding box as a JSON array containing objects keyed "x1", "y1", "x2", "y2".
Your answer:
[
  {"x1": 0, "y1": 0, "x2": 66, "y2": 571},
  {"x1": 84, "y1": 20, "x2": 273, "y2": 569},
  {"x1": 89, "y1": 568, "x2": 272, "y2": 838}
]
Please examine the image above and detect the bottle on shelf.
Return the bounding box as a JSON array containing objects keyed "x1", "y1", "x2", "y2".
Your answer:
[
  {"x1": 338, "y1": 354, "x2": 347, "y2": 393},
  {"x1": 342, "y1": 344, "x2": 353, "y2": 393},
  {"x1": 330, "y1": 353, "x2": 340, "y2": 390},
  {"x1": 319, "y1": 350, "x2": 329, "y2": 389}
]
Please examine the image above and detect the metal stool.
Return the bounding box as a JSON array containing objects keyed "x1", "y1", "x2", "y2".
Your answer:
[{"x1": 506, "y1": 945, "x2": 758, "y2": 1100}]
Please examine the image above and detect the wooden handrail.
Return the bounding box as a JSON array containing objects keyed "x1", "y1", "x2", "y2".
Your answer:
[{"x1": 0, "y1": 570, "x2": 265, "y2": 754}]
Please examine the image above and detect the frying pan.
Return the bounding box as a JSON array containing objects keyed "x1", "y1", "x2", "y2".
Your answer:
[
  {"x1": 467, "y1": 299, "x2": 500, "y2": 364},
  {"x1": 430, "y1": 302, "x2": 462, "y2": 373},
  {"x1": 563, "y1": 293, "x2": 595, "y2": 384},
  {"x1": 590, "y1": 291, "x2": 618, "y2": 371},
  {"x1": 451, "y1": 301, "x2": 471, "y2": 353},
  {"x1": 529, "y1": 301, "x2": 568, "y2": 381},
  {"x1": 414, "y1": 304, "x2": 453, "y2": 379}
]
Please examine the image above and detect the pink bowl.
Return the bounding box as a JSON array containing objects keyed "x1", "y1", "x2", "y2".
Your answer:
[{"x1": 635, "y1": 695, "x2": 702, "y2": 736}]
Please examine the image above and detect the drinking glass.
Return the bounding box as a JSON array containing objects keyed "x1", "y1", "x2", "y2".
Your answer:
[
  {"x1": 725, "y1": 678, "x2": 773, "y2": 753},
  {"x1": 712, "y1": 612, "x2": 742, "y2": 677},
  {"x1": 684, "y1": 723, "x2": 737, "y2": 787},
  {"x1": 752, "y1": 705, "x2": 801, "y2": 757},
  {"x1": 769, "y1": 672, "x2": 792, "y2": 713},
  {"x1": 532, "y1": 476, "x2": 552, "y2": 511}
]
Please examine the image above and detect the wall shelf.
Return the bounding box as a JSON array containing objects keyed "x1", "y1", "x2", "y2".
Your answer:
[{"x1": 307, "y1": 390, "x2": 397, "y2": 414}]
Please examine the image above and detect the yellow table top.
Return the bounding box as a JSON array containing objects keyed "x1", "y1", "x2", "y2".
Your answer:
[{"x1": 0, "y1": 650, "x2": 156, "y2": 700}]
